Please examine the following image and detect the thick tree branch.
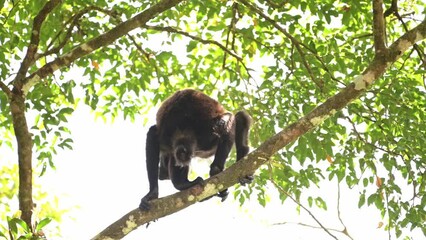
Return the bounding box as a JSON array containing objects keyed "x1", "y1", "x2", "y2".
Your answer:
[
  {"x1": 14, "y1": 0, "x2": 62, "y2": 91},
  {"x1": 10, "y1": 0, "x2": 62, "y2": 228},
  {"x1": 20, "y1": 0, "x2": 185, "y2": 95},
  {"x1": 93, "y1": 17, "x2": 426, "y2": 240},
  {"x1": 372, "y1": 0, "x2": 387, "y2": 53},
  {"x1": 10, "y1": 94, "x2": 34, "y2": 228}
]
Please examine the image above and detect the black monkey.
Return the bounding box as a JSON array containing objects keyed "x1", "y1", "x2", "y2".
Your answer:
[{"x1": 139, "y1": 89, "x2": 252, "y2": 210}]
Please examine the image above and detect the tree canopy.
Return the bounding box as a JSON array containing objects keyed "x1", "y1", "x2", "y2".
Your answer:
[{"x1": 0, "y1": 0, "x2": 425, "y2": 239}]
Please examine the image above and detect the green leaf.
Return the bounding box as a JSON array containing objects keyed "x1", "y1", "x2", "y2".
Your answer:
[
  {"x1": 35, "y1": 217, "x2": 52, "y2": 232},
  {"x1": 9, "y1": 218, "x2": 29, "y2": 233},
  {"x1": 0, "y1": 230, "x2": 6, "y2": 238},
  {"x1": 315, "y1": 197, "x2": 327, "y2": 210}
]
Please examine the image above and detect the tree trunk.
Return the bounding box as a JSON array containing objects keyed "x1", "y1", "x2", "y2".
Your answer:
[{"x1": 10, "y1": 92, "x2": 33, "y2": 228}]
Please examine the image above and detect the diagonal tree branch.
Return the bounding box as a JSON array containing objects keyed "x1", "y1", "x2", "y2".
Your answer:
[
  {"x1": 20, "y1": 0, "x2": 185, "y2": 95},
  {"x1": 14, "y1": 0, "x2": 62, "y2": 89},
  {"x1": 92, "y1": 17, "x2": 426, "y2": 240}
]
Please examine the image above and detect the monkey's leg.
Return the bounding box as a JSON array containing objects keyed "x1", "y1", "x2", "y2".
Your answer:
[
  {"x1": 170, "y1": 160, "x2": 203, "y2": 191},
  {"x1": 235, "y1": 111, "x2": 254, "y2": 185},
  {"x1": 210, "y1": 134, "x2": 234, "y2": 201}
]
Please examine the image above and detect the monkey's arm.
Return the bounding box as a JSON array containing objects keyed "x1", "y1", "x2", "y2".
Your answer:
[{"x1": 140, "y1": 125, "x2": 160, "y2": 211}]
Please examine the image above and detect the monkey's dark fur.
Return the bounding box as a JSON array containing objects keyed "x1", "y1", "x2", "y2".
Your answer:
[{"x1": 140, "y1": 89, "x2": 252, "y2": 210}]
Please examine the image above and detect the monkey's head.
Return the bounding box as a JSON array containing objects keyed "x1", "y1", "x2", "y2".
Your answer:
[{"x1": 172, "y1": 130, "x2": 196, "y2": 166}]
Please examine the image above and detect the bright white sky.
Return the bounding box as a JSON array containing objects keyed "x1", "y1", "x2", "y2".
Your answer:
[{"x1": 17, "y1": 104, "x2": 411, "y2": 240}]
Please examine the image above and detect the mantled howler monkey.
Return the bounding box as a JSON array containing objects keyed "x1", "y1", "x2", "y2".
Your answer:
[{"x1": 139, "y1": 89, "x2": 252, "y2": 210}]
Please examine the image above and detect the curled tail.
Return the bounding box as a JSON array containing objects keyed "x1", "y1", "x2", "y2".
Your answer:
[{"x1": 235, "y1": 111, "x2": 252, "y2": 161}]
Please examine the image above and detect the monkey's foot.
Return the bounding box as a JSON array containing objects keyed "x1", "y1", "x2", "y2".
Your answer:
[{"x1": 239, "y1": 175, "x2": 254, "y2": 186}]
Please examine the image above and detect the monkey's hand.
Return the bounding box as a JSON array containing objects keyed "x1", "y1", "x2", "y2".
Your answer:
[
  {"x1": 139, "y1": 189, "x2": 159, "y2": 211},
  {"x1": 239, "y1": 175, "x2": 254, "y2": 186}
]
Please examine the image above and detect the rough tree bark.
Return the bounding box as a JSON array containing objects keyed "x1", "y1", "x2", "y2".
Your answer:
[
  {"x1": 9, "y1": 0, "x2": 63, "y2": 228},
  {"x1": 91, "y1": 15, "x2": 426, "y2": 240},
  {"x1": 9, "y1": 93, "x2": 34, "y2": 227},
  {"x1": 2, "y1": 0, "x2": 184, "y2": 230}
]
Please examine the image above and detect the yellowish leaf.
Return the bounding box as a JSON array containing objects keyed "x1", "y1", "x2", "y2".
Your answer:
[
  {"x1": 376, "y1": 175, "x2": 382, "y2": 188},
  {"x1": 326, "y1": 155, "x2": 333, "y2": 164},
  {"x1": 91, "y1": 60, "x2": 100, "y2": 70}
]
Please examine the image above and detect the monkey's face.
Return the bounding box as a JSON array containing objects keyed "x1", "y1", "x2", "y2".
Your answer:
[{"x1": 172, "y1": 130, "x2": 196, "y2": 166}]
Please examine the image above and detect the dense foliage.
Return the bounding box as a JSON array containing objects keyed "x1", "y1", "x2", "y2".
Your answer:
[{"x1": 0, "y1": 0, "x2": 425, "y2": 239}]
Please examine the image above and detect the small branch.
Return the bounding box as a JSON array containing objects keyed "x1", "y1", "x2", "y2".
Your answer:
[
  {"x1": 144, "y1": 24, "x2": 255, "y2": 80},
  {"x1": 384, "y1": 189, "x2": 391, "y2": 240},
  {"x1": 270, "y1": 179, "x2": 339, "y2": 240},
  {"x1": 20, "y1": 0, "x2": 185, "y2": 95},
  {"x1": 0, "y1": 81, "x2": 12, "y2": 99},
  {"x1": 0, "y1": 0, "x2": 20, "y2": 27},
  {"x1": 372, "y1": 0, "x2": 387, "y2": 53},
  {"x1": 38, "y1": 5, "x2": 115, "y2": 59},
  {"x1": 345, "y1": 116, "x2": 404, "y2": 159},
  {"x1": 145, "y1": 25, "x2": 242, "y2": 61},
  {"x1": 222, "y1": 2, "x2": 239, "y2": 68},
  {"x1": 239, "y1": 0, "x2": 323, "y2": 89},
  {"x1": 294, "y1": 42, "x2": 324, "y2": 90},
  {"x1": 385, "y1": 0, "x2": 426, "y2": 70},
  {"x1": 263, "y1": 0, "x2": 289, "y2": 9},
  {"x1": 273, "y1": 221, "x2": 346, "y2": 235},
  {"x1": 337, "y1": 182, "x2": 354, "y2": 240},
  {"x1": 384, "y1": 0, "x2": 398, "y2": 18}
]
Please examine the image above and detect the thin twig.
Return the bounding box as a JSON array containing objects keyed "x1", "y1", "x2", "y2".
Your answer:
[
  {"x1": 38, "y1": 5, "x2": 111, "y2": 59},
  {"x1": 263, "y1": 0, "x2": 289, "y2": 9},
  {"x1": 268, "y1": 176, "x2": 339, "y2": 240},
  {"x1": 0, "y1": 0, "x2": 21, "y2": 27},
  {"x1": 267, "y1": 160, "x2": 337, "y2": 240},
  {"x1": 238, "y1": 0, "x2": 323, "y2": 90},
  {"x1": 337, "y1": 182, "x2": 354, "y2": 240},
  {"x1": 144, "y1": 24, "x2": 255, "y2": 81},
  {"x1": 384, "y1": 0, "x2": 426, "y2": 69},
  {"x1": 145, "y1": 25, "x2": 242, "y2": 61},
  {"x1": 345, "y1": 116, "x2": 408, "y2": 163},
  {"x1": 273, "y1": 221, "x2": 346, "y2": 234}
]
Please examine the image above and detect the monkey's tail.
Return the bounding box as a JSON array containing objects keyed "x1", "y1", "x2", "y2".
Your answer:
[{"x1": 235, "y1": 111, "x2": 252, "y2": 160}]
